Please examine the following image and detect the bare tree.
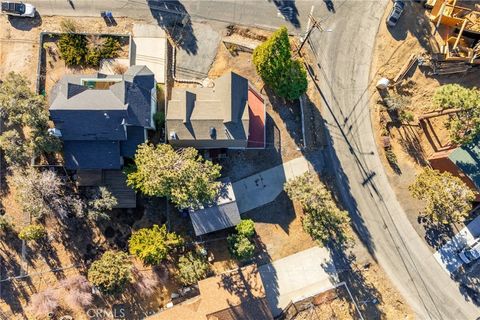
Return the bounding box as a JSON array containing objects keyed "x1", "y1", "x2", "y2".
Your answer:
[
  {"x1": 60, "y1": 275, "x2": 93, "y2": 310},
  {"x1": 28, "y1": 288, "x2": 59, "y2": 317},
  {"x1": 132, "y1": 267, "x2": 159, "y2": 297}
]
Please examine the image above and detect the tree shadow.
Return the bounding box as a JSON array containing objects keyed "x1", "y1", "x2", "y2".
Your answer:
[
  {"x1": 272, "y1": 0, "x2": 300, "y2": 29},
  {"x1": 419, "y1": 216, "x2": 455, "y2": 250},
  {"x1": 146, "y1": 0, "x2": 198, "y2": 55},
  {"x1": 396, "y1": 124, "x2": 429, "y2": 167}
]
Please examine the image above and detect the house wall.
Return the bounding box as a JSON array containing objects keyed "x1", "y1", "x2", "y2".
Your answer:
[
  {"x1": 168, "y1": 138, "x2": 247, "y2": 149},
  {"x1": 429, "y1": 154, "x2": 480, "y2": 201}
]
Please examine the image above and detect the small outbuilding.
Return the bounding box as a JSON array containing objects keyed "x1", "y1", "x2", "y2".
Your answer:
[{"x1": 189, "y1": 178, "x2": 241, "y2": 236}]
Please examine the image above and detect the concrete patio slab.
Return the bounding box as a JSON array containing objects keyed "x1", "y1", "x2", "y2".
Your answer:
[
  {"x1": 258, "y1": 247, "x2": 338, "y2": 317},
  {"x1": 232, "y1": 157, "x2": 310, "y2": 214}
]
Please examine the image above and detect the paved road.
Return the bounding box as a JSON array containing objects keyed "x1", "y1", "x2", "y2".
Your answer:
[
  {"x1": 28, "y1": 0, "x2": 314, "y2": 32},
  {"x1": 308, "y1": 1, "x2": 479, "y2": 319}
]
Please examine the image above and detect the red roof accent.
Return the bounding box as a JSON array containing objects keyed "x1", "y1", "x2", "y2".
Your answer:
[{"x1": 247, "y1": 88, "x2": 265, "y2": 148}]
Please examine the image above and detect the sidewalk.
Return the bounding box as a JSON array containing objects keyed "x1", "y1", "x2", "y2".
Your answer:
[{"x1": 232, "y1": 157, "x2": 310, "y2": 214}]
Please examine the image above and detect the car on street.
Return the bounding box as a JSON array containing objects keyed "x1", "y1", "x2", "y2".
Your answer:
[
  {"x1": 1, "y1": 1, "x2": 35, "y2": 17},
  {"x1": 459, "y1": 238, "x2": 480, "y2": 264},
  {"x1": 386, "y1": 1, "x2": 405, "y2": 27}
]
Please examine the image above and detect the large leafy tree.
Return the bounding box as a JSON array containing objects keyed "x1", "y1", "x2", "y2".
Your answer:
[
  {"x1": 253, "y1": 26, "x2": 307, "y2": 100},
  {"x1": 87, "y1": 250, "x2": 133, "y2": 295},
  {"x1": 409, "y1": 168, "x2": 475, "y2": 224},
  {"x1": 0, "y1": 72, "x2": 61, "y2": 165},
  {"x1": 127, "y1": 144, "x2": 222, "y2": 209},
  {"x1": 433, "y1": 84, "x2": 480, "y2": 144},
  {"x1": 284, "y1": 173, "x2": 352, "y2": 247},
  {"x1": 129, "y1": 224, "x2": 183, "y2": 265},
  {"x1": 176, "y1": 252, "x2": 210, "y2": 285}
]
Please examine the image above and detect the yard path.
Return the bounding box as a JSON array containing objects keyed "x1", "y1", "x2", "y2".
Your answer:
[{"x1": 232, "y1": 157, "x2": 310, "y2": 214}]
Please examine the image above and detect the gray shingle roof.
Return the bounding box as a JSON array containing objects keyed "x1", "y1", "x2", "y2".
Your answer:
[
  {"x1": 49, "y1": 66, "x2": 155, "y2": 170},
  {"x1": 120, "y1": 126, "x2": 146, "y2": 157},
  {"x1": 166, "y1": 71, "x2": 249, "y2": 149},
  {"x1": 189, "y1": 179, "x2": 241, "y2": 236},
  {"x1": 64, "y1": 141, "x2": 121, "y2": 170}
]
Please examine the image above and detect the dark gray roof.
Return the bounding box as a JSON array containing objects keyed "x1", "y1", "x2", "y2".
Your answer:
[
  {"x1": 120, "y1": 126, "x2": 146, "y2": 158},
  {"x1": 49, "y1": 66, "x2": 154, "y2": 170},
  {"x1": 189, "y1": 179, "x2": 241, "y2": 236},
  {"x1": 63, "y1": 141, "x2": 121, "y2": 170},
  {"x1": 50, "y1": 109, "x2": 127, "y2": 141}
]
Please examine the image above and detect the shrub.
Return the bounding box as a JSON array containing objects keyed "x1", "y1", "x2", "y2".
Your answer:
[
  {"x1": 60, "y1": 18, "x2": 77, "y2": 33},
  {"x1": 87, "y1": 251, "x2": 133, "y2": 295},
  {"x1": 385, "y1": 149, "x2": 397, "y2": 165},
  {"x1": 61, "y1": 275, "x2": 93, "y2": 310},
  {"x1": 228, "y1": 234, "x2": 255, "y2": 261},
  {"x1": 153, "y1": 112, "x2": 165, "y2": 130},
  {"x1": 235, "y1": 219, "x2": 255, "y2": 238},
  {"x1": 132, "y1": 268, "x2": 159, "y2": 297},
  {"x1": 0, "y1": 216, "x2": 10, "y2": 232},
  {"x1": 86, "y1": 186, "x2": 118, "y2": 220},
  {"x1": 19, "y1": 224, "x2": 46, "y2": 241},
  {"x1": 101, "y1": 37, "x2": 121, "y2": 59},
  {"x1": 58, "y1": 33, "x2": 88, "y2": 67},
  {"x1": 28, "y1": 288, "x2": 59, "y2": 318},
  {"x1": 129, "y1": 224, "x2": 183, "y2": 265},
  {"x1": 399, "y1": 110, "x2": 414, "y2": 123},
  {"x1": 176, "y1": 251, "x2": 210, "y2": 285}
]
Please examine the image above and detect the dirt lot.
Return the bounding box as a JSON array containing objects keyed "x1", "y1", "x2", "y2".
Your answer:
[
  {"x1": 370, "y1": 1, "x2": 480, "y2": 250},
  {"x1": 0, "y1": 15, "x2": 138, "y2": 87}
]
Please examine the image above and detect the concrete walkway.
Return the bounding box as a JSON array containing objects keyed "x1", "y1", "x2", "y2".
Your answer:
[
  {"x1": 434, "y1": 214, "x2": 480, "y2": 274},
  {"x1": 258, "y1": 247, "x2": 338, "y2": 317},
  {"x1": 232, "y1": 157, "x2": 310, "y2": 214}
]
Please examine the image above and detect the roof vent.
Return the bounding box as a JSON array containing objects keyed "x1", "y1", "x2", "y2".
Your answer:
[
  {"x1": 209, "y1": 127, "x2": 216, "y2": 139},
  {"x1": 169, "y1": 131, "x2": 178, "y2": 140},
  {"x1": 48, "y1": 128, "x2": 62, "y2": 138},
  {"x1": 104, "y1": 112, "x2": 110, "y2": 119}
]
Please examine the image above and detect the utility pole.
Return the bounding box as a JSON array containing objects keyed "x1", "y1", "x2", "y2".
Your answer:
[{"x1": 297, "y1": 13, "x2": 332, "y2": 55}]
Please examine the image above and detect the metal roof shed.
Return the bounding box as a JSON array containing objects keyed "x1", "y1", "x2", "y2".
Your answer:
[{"x1": 189, "y1": 178, "x2": 241, "y2": 236}]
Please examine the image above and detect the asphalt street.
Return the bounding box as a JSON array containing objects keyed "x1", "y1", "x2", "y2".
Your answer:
[
  {"x1": 308, "y1": 1, "x2": 479, "y2": 319},
  {"x1": 20, "y1": 0, "x2": 480, "y2": 318}
]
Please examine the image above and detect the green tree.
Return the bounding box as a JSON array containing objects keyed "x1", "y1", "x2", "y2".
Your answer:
[
  {"x1": 0, "y1": 130, "x2": 31, "y2": 166},
  {"x1": 87, "y1": 251, "x2": 132, "y2": 295},
  {"x1": 284, "y1": 173, "x2": 352, "y2": 247},
  {"x1": 0, "y1": 73, "x2": 61, "y2": 159},
  {"x1": 86, "y1": 186, "x2": 118, "y2": 220},
  {"x1": 253, "y1": 26, "x2": 307, "y2": 100},
  {"x1": 129, "y1": 224, "x2": 183, "y2": 265},
  {"x1": 19, "y1": 224, "x2": 46, "y2": 241},
  {"x1": 58, "y1": 33, "x2": 88, "y2": 67},
  {"x1": 235, "y1": 219, "x2": 255, "y2": 238},
  {"x1": 228, "y1": 234, "x2": 255, "y2": 261},
  {"x1": 176, "y1": 251, "x2": 210, "y2": 285},
  {"x1": 433, "y1": 84, "x2": 480, "y2": 144},
  {"x1": 127, "y1": 144, "x2": 222, "y2": 209},
  {"x1": 409, "y1": 168, "x2": 475, "y2": 224}
]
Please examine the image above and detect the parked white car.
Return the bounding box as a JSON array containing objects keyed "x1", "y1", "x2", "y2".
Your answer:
[
  {"x1": 1, "y1": 2, "x2": 36, "y2": 17},
  {"x1": 459, "y1": 238, "x2": 480, "y2": 264},
  {"x1": 386, "y1": 1, "x2": 405, "y2": 27}
]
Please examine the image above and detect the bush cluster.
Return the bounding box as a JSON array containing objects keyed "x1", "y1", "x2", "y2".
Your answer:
[
  {"x1": 228, "y1": 219, "x2": 256, "y2": 261},
  {"x1": 58, "y1": 34, "x2": 121, "y2": 68}
]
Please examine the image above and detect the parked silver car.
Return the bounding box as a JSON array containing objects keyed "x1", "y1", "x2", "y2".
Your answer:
[
  {"x1": 459, "y1": 238, "x2": 480, "y2": 264},
  {"x1": 1, "y1": 1, "x2": 36, "y2": 17},
  {"x1": 386, "y1": 1, "x2": 405, "y2": 27}
]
